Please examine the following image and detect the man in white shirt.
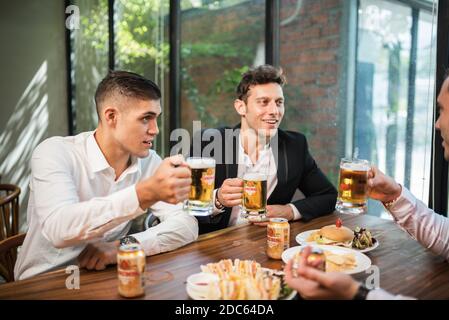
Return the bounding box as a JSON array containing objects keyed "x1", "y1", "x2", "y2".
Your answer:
[
  {"x1": 284, "y1": 75, "x2": 449, "y2": 300},
  {"x1": 193, "y1": 65, "x2": 337, "y2": 234},
  {"x1": 15, "y1": 71, "x2": 198, "y2": 280}
]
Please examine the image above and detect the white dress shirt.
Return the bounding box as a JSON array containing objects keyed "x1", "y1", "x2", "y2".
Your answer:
[
  {"x1": 14, "y1": 131, "x2": 198, "y2": 280},
  {"x1": 214, "y1": 135, "x2": 302, "y2": 226},
  {"x1": 367, "y1": 186, "x2": 449, "y2": 300}
]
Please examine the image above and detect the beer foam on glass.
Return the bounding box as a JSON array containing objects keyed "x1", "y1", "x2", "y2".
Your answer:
[
  {"x1": 184, "y1": 157, "x2": 216, "y2": 216},
  {"x1": 241, "y1": 172, "x2": 267, "y2": 221},
  {"x1": 336, "y1": 158, "x2": 370, "y2": 215}
]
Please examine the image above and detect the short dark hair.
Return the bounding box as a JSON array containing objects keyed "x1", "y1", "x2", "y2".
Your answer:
[
  {"x1": 236, "y1": 65, "x2": 286, "y2": 102},
  {"x1": 95, "y1": 70, "x2": 161, "y2": 117}
]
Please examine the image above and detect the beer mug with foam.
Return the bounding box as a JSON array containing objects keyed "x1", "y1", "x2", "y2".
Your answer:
[
  {"x1": 336, "y1": 158, "x2": 370, "y2": 215},
  {"x1": 241, "y1": 172, "x2": 268, "y2": 221},
  {"x1": 184, "y1": 157, "x2": 216, "y2": 216}
]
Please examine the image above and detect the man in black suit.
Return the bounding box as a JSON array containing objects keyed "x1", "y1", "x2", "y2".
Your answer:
[{"x1": 191, "y1": 65, "x2": 337, "y2": 234}]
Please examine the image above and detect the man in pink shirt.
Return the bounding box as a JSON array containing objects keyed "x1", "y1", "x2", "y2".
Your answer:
[{"x1": 284, "y1": 75, "x2": 449, "y2": 300}]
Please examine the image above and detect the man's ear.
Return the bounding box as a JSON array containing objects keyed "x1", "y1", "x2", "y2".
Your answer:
[
  {"x1": 103, "y1": 106, "x2": 119, "y2": 127},
  {"x1": 234, "y1": 99, "x2": 246, "y2": 117}
]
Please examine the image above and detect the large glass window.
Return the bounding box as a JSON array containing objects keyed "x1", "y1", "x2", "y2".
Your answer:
[
  {"x1": 356, "y1": 0, "x2": 436, "y2": 216},
  {"x1": 71, "y1": 0, "x2": 169, "y2": 154},
  {"x1": 69, "y1": 0, "x2": 439, "y2": 216},
  {"x1": 114, "y1": 0, "x2": 169, "y2": 155},
  {"x1": 280, "y1": 0, "x2": 437, "y2": 217},
  {"x1": 280, "y1": 0, "x2": 348, "y2": 187},
  {"x1": 71, "y1": 0, "x2": 109, "y2": 133},
  {"x1": 180, "y1": 0, "x2": 265, "y2": 133}
]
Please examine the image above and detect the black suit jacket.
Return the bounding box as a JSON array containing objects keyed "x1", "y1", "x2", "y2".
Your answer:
[{"x1": 189, "y1": 125, "x2": 337, "y2": 234}]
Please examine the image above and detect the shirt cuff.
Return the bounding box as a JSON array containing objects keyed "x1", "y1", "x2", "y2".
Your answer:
[
  {"x1": 367, "y1": 288, "x2": 416, "y2": 300},
  {"x1": 367, "y1": 288, "x2": 397, "y2": 300},
  {"x1": 383, "y1": 187, "x2": 416, "y2": 220},
  {"x1": 212, "y1": 189, "x2": 225, "y2": 215},
  {"x1": 288, "y1": 203, "x2": 302, "y2": 220},
  {"x1": 130, "y1": 231, "x2": 160, "y2": 256}
]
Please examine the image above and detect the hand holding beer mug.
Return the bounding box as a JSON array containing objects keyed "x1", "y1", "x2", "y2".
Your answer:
[
  {"x1": 184, "y1": 157, "x2": 216, "y2": 216},
  {"x1": 336, "y1": 158, "x2": 370, "y2": 215},
  {"x1": 241, "y1": 172, "x2": 268, "y2": 222},
  {"x1": 217, "y1": 178, "x2": 243, "y2": 207}
]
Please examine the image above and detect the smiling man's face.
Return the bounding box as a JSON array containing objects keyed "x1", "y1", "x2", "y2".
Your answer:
[{"x1": 236, "y1": 82, "x2": 285, "y2": 139}]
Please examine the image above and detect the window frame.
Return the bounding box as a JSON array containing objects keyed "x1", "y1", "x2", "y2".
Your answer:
[{"x1": 65, "y1": 0, "x2": 448, "y2": 215}]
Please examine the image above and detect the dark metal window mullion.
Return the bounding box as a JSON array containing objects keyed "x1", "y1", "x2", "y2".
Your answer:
[
  {"x1": 169, "y1": 0, "x2": 181, "y2": 145},
  {"x1": 108, "y1": 0, "x2": 115, "y2": 70},
  {"x1": 404, "y1": 8, "x2": 419, "y2": 189},
  {"x1": 430, "y1": 0, "x2": 449, "y2": 215},
  {"x1": 65, "y1": 0, "x2": 75, "y2": 135},
  {"x1": 265, "y1": 0, "x2": 280, "y2": 66}
]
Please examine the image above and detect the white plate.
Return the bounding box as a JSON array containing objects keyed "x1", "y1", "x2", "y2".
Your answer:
[
  {"x1": 186, "y1": 271, "x2": 296, "y2": 300},
  {"x1": 295, "y1": 229, "x2": 379, "y2": 253},
  {"x1": 281, "y1": 245, "x2": 372, "y2": 275}
]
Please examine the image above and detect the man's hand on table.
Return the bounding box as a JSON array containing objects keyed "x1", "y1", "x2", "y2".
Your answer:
[
  {"x1": 252, "y1": 204, "x2": 295, "y2": 227},
  {"x1": 78, "y1": 241, "x2": 119, "y2": 270}
]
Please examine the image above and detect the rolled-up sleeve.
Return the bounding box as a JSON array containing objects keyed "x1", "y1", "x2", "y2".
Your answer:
[
  {"x1": 131, "y1": 202, "x2": 198, "y2": 256},
  {"x1": 367, "y1": 288, "x2": 416, "y2": 300}
]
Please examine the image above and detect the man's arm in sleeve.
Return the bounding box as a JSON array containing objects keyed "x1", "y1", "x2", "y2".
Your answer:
[
  {"x1": 367, "y1": 288, "x2": 416, "y2": 300},
  {"x1": 32, "y1": 140, "x2": 146, "y2": 248},
  {"x1": 292, "y1": 136, "x2": 338, "y2": 222},
  {"x1": 130, "y1": 202, "x2": 198, "y2": 255},
  {"x1": 387, "y1": 187, "x2": 449, "y2": 261}
]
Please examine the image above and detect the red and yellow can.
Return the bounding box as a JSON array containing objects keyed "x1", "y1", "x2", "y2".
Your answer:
[
  {"x1": 266, "y1": 218, "x2": 290, "y2": 259},
  {"x1": 117, "y1": 243, "x2": 146, "y2": 298}
]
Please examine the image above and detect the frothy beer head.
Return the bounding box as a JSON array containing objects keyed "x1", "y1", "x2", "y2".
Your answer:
[
  {"x1": 340, "y1": 161, "x2": 370, "y2": 172},
  {"x1": 243, "y1": 172, "x2": 267, "y2": 181},
  {"x1": 243, "y1": 172, "x2": 267, "y2": 215},
  {"x1": 187, "y1": 157, "x2": 215, "y2": 169}
]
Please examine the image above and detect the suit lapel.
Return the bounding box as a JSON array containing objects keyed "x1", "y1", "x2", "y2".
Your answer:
[
  {"x1": 225, "y1": 124, "x2": 240, "y2": 179},
  {"x1": 222, "y1": 124, "x2": 240, "y2": 227},
  {"x1": 269, "y1": 131, "x2": 288, "y2": 202}
]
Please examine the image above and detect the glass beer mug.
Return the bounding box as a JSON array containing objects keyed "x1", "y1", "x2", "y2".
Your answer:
[
  {"x1": 184, "y1": 157, "x2": 216, "y2": 216},
  {"x1": 241, "y1": 172, "x2": 268, "y2": 222},
  {"x1": 335, "y1": 158, "x2": 370, "y2": 215}
]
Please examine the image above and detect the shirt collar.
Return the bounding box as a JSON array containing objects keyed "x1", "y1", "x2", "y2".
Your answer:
[
  {"x1": 238, "y1": 133, "x2": 271, "y2": 166},
  {"x1": 86, "y1": 131, "x2": 141, "y2": 176},
  {"x1": 86, "y1": 132, "x2": 111, "y2": 173}
]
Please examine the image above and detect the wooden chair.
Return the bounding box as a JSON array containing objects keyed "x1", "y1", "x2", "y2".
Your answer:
[
  {"x1": 0, "y1": 233, "x2": 26, "y2": 282},
  {"x1": 0, "y1": 184, "x2": 21, "y2": 283},
  {"x1": 0, "y1": 184, "x2": 21, "y2": 241}
]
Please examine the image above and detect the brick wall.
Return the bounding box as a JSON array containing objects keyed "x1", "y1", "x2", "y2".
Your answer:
[
  {"x1": 180, "y1": 1, "x2": 265, "y2": 133},
  {"x1": 280, "y1": 0, "x2": 344, "y2": 182}
]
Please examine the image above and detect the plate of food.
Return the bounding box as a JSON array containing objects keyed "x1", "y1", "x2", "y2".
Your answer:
[
  {"x1": 186, "y1": 259, "x2": 296, "y2": 300},
  {"x1": 281, "y1": 244, "x2": 371, "y2": 275},
  {"x1": 295, "y1": 218, "x2": 379, "y2": 253}
]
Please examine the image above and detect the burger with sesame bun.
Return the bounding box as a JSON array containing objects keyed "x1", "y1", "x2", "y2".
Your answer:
[{"x1": 308, "y1": 218, "x2": 354, "y2": 247}]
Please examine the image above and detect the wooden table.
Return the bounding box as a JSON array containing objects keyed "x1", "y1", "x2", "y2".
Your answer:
[{"x1": 0, "y1": 213, "x2": 448, "y2": 300}]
